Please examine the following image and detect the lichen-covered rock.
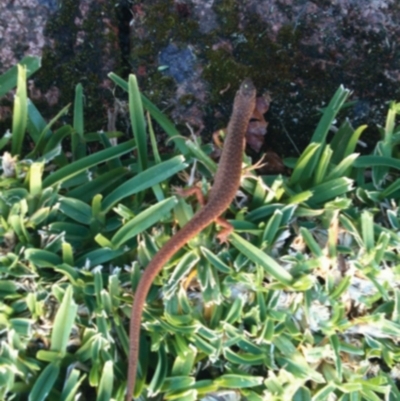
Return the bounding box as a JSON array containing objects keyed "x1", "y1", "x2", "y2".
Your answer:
[
  {"x1": 1, "y1": 0, "x2": 399, "y2": 155},
  {"x1": 0, "y1": 0, "x2": 122, "y2": 133},
  {"x1": 0, "y1": 0, "x2": 56, "y2": 71}
]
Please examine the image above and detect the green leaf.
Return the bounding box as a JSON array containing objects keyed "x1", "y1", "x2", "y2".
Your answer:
[
  {"x1": 224, "y1": 348, "x2": 266, "y2": 365},
  {"x1": 129, "y1": 74, "x2": 147, "y2": 171},
  {"x1": 262, "y1": 209, "x2": 283, "y2": 245},
  {"x1": 312, "y1": 383, "x2": 336, "y2": 401},
  {"x1": 96, "y1": 361, "x2": 113, "y2": 401},
  {"x1": 185, "y1": 139, "x2": 217, "y2": 174},
  {"x1": 308, "y1": 177, "x2": 353, "y2": 205},
  {"x1": 329, "y1": 276, "x2": 351, "y2": 300},
  {"x1": 58, "y1": 197, "x2": 92, "y2": 224},
  {"x1": 339, "y1": 214, "x2": 363, "y2": 247},
  {"x1": 311, "y1": 85, "x2": 351, "y2": 144},
  {"x1": 289, "y1": 143, "x2": 320, "y2": 186},
  {"x1": 0, "y1": 130, "x2": 11, "y2": 151},
  {"x1": 67, "y1": 166, "x2": 129, "y2": 202},
  {"x1": 48, "y1": 222, "x2": 90, "y2": 241},
  {"x1": 354, "y1": 156, "x2": 400, "y2": 170},
  {"x1": 28, "y1": 103, "x2": 71, "y2": 157},
  {"x1": 36, "y1": 350, "x2": 60, "y2": 363},
  {"x1": 24, "y1": 249, "x2": 62, "y2": 268},
  {"x1": 28, "y1": 361, "x2": 60, "y2": 401},
  {"x1": 361, "y1": 210, "x2": 374, "y2": 252},
  {"x1": 112, "y1": 197, "x2": 177, "y2": 247},
  {"x1": 171, "y1": 344, "x2": 197, "y2": 376},
  {"x1": 10, "y1": 318, "x2": 31, "y2": 336},
  {"x1": 147, "y1": 111, "x2": 162, "y2": 164},
  {"x1": 164, "y1": 252, "x2": 199, "y2": 299},
  {"x1": 53, "y1": 263, "x2": 79, "y2": 283},
  {"x1": 191, "y1": 333, "x2": 218, "y2": 355},
  {"x1": 214, "y1": 374, "x2": 263, "y2": 389},
  {"x1": 103, "y1": 156, "x2": 187, "y2": 212},
  {"x1": 343, "y1": 124, "x2": 367, "y2": 160},
  {"x1": 164, "y1": 389, "x2": 197, "y2": 400},
  {"x1": 11, "y1": 64, "x2": 28, "y2": 156},
  {"x1": 329, "y1": 120, "x2": 355, "y2": 163},
  {"x1": 0, "y1": 280, "x2": 17, "y2": 297},
  {"x1": 71, "y1": 83, "x2": 85, "y2": 160},
  {"x1": 0, "y1": 56, "x2": 41, "y2": 97},
  {"x1": 287, "y1": 190, "x2": 313, "y2": 204},
  {"x1": 299, "y1": 85, "x2": 351, "y2": 182},
  {"x1": 201, "y1": 247, "x2": 232, "y2": 274},
  {"x1": 29, "y1": 163, "x2": 44, "y2": 196},
  {"x1": 75, "y1": 248, "x2": 126, "y2": 268},
  {"x1": 313, "y1": 145, "x2": 332, "y2": 185},
  {"x1": 300, "y1": 227, "x2": 323, "y2": 257},
  {"x1": 42, "y1": 125, "x2": 74, "y2": 154},
  {"x1": 247, "y1": 203, "x2": 285, "y2": 222},
  {"x1": 326, "y1": 153, "x2": 359, "y2": 181},
  {"x1": 108, "y1": 72, "x2": 188, "y2": 154},
  {"x1": 163, "y1": 376, "x2": 195, "y2": 393},
  {"x1": 274, "y1": 336, "x2": 325, "y2": 383},
  {"x1": 330, "y1": 334, "x2": 342, "y2": 380},
  {"x1": 230, "y1": 232, "x2": 292, "y2": 285},
  {"x1": 60, "y1": 369, "x2": 86, "y2": 401},
  {"x1": 379, "y1": 178, "x2": 400, "y2": 200},
  {"x1": 73, "y1": 84, "x2": 84, "y2": 137},
  {"x1": 27, "y1": 100, "x2": 48, "y2": 144},
  {"x1": 42, "y1": 139, "x2": 136, "y2": 188},
  {"x1": 50, "y1": 285, "x2": 78, "y2": 354},
  {"x1": 148, "y1": 344, "x2": 168, "y2": 396}
]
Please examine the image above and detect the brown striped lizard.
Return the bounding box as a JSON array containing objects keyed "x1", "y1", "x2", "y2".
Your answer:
[{"x1": 126, "y1": 79, "x2": 256, "y2": 400}]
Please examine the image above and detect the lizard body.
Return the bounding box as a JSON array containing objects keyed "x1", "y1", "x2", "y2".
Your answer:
[{"x1": 126, "y1": 79, "x2": 256, "y2": 400}]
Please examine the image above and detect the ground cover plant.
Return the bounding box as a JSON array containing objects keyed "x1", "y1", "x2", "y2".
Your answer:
[{"x1": 1, "y1": 56, "x2": 400, "y2": 401}]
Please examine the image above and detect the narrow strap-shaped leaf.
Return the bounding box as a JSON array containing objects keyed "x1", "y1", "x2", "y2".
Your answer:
[
  {"x1": 111, "y1": 197, "x2": 177, "y2": 247},
  {"x1": 97, "y1": 360, "x2": 114, "y2": 401},
  {"x1": 129, "y1": 74, "x2": 147, "y2": 171},
  {"x1": 28, "y1": 361, "x2": 60, "y2": 401},
  {"x1": 0, "y1": 56, "x2": 40, "y2": 97},
  {"x1": 50, "y1": 286, "x2": 78, "y2": 354},
  {"x1": 42, "y1": 139, "x2": 135, "y2": 187},
  {"x1": 147, "y1": 344, "x2": 168, "y2": 397},
  {"x1": 11, "y1": 65, "x2": 28, "y2": 156},
  {"x1": 102, "y1": 155, "x2": 187, "y2": 212},
  {"x1": 108, "y1": 72, "x2": 188, "y2": 153},
  {"x1": 230, "y1": 232, "x2": 292, "y2": 285}
]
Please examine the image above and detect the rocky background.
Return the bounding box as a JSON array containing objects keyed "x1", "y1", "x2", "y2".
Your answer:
[{"x1": 1, "y1": 0, "x2": 399, "y2": 159}]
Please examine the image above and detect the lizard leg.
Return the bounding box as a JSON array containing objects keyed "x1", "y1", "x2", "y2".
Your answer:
[
  {"x1": 172, "y1": 185, "x2": 206, "y2": 206},
  {"x1": 212, "y1": 129, "x2": 225, "y2": 149},
  {"x1": 215, "y1": 217, "x2": 234, "y2": 244}
]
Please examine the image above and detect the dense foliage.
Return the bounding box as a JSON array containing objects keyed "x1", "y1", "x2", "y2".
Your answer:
[{"x1": 1, "y1": 57, "x2": 400, "y2": 401}]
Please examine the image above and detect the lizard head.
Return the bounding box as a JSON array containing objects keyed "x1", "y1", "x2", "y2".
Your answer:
[{"x1": 239, "y1": 78, "x2": 256, "y2": 98}]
